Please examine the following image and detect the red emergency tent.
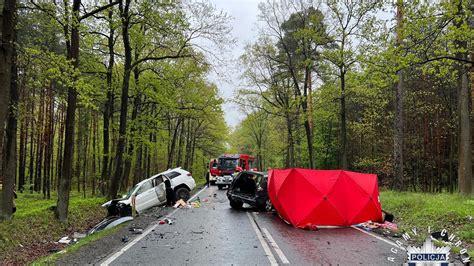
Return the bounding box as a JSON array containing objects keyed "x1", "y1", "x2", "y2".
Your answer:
[{"x1": 268, "y1": 168, "x2": 383, "y2": 228}]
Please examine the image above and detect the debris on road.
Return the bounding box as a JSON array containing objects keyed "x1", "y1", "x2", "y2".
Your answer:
[
  {"x1": 159, "y1": 218, "x2": 173, "y2": 225},
  {"x1": 173, "y1": 197, "x2": 202, "y2": 208},
  {"x1": 380, "y1": 221, "x2": 398, "y2": 231},
  {"x1": 58, "y1": 237, "x2": 72, "y2": 245},
  {"x1": 190, "y1": 201, "x2": 201, "y2": 208},
  {"x1": 72, "y1": 232, "x2": 87, "y2": 239},
  {"x1": 130, "y1": 228, "x2": 144, "y2": 234},
  {"x1": 122, "y1": 236, "x2": 129, "y2": 243},
  {"x1": 173, "y1": 199, "x2": 189, "y2": 208},
  {"x1": 358, "y1": 221, "x2": 379, "y2": 231},
  {"x1": 356, "y1": 220, "x2": 399, "y2": 232}
]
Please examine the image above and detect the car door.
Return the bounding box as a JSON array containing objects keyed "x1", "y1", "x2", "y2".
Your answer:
[
  {"x1": 134, "y1": 180, "x2": 157, "y2": 213},
  {"x1": 153, "y1": 175, "x2": 166, "y2": 203}
]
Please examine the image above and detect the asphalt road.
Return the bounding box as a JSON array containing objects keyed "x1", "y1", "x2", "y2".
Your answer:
[{"x1": 100, "y1": 185, "x2": 406, "y2": 265}]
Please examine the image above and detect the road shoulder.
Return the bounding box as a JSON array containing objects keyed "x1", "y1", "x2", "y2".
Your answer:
[{"x1": 55, "y1": 204, "x2": 171, "y2": 264}]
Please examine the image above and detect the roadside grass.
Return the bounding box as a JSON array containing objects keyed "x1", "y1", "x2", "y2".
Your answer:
[
  {"x1": 194, "y1": 177, "x2": 207, "y2": 189},
  {"x1": 0, "y1": 191, "x2": 106, "y2": 264},
  {"x1": 380, "y1": 191, "x2": 474, "y2": 257},
  {"x1": 34, "y1": 223, "x2": 124, "y2": 264}
]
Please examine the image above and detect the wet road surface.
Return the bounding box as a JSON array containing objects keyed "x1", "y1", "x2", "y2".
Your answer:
[{"x1": 101, "y1": 185, "x2": 405, "y2": 265}]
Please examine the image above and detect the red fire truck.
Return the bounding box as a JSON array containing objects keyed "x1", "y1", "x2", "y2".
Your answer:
[
  {"x1": 207, "y1": 159, "x2": 219, "y2": 184},
  {"x1": 207, "y1": 154, "x2": 256, "y2": 188}
]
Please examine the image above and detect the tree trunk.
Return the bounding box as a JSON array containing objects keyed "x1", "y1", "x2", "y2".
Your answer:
[
  {"x1": 0, "y1": 0, "x2": 16, "y2": 165},
  {"x1": 28, "y1": 93, "x2": 34, "y2": 193},
  {"x1": 82, "y1": 112, "x2": 90, "y2": 198},
  {"x1": 110, "y1": 0, "x2": 132, "y2": 199},
  {"x1": 303, "y1": 67, "x2": 314, "y2": 169},
  {"x1": 184, "y1": 119, "x2": 192, "y2": 170},
  {"x1": 18, "y1": 82, "x2": 27, "y2": 192},
  {"x1": 75, "y1": 108, "x2": 82, "y2": 193},
  {"x1": 57, "y1": 0, "x2": 81, "y2": 222},
  {"x1": 393, "y1": 0, "x2": 405, "y2": 191},
  {"x1": 133, "y1": 143, "x2": 143, "y2": 185},
  {"x1": 469, "y1": 0, "x2": 474, "y2": 194},
  {"x1": 56, "y1": 103, "x2": 65, "y2": 192},
  {"x1": 91, "y1": 112, "x2": 98, "y2": 196},
  {"x1": 285, "y1": 113, "x2": 294, "y2": 168},
  {"x1": 34, "y1": 88, "x2": 44, "y2": 193},
  {"x1": 146, "y1": 133, "x2": 152, "y2": 177},
  {"x1": 340, "y1": 69, "x2": 348, "y2": 170},
  {"x1": 122, "y1": 65, "x2": 141, "y2": 190},
  {"x1": 167, "y1": 118, "x2": 182, "y2": 169},
  {"x1": 0, "y1": 27, "x2": 17, "y2": 219},
  {"x1": 455, "y1": 1, "x2": 472, "y2": 195},
  {"x1": 43, "y1": 84, "x2": 53, "y2": 199},
  {"x1": 101, "y1": 2, "x2": 115, "y2": 193},
  {"x1": 458, "y1": 65, "x2": 472, "y2": 194},
  {"x1": 0, "y1": 0, "x2": 16, "y2": 219},
  {"x1": 176, "y1": 120, "x2": 185, "y2": 167}
]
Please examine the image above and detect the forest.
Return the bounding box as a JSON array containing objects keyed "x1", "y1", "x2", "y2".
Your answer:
[
  {"x1": 230, "y1": 0, "x2": 474, "y2": 194},
  {"x1": 0, "y1": 0, "x2": 231, "y2": 220},
  {"x1": 0, "y1": 0, "x2": 473, "y2": 222}
]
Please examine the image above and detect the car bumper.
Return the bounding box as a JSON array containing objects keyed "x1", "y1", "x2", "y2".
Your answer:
[
  {"x1": 216, "y1": 176, "x2": 233, "y2": 185},
  {"x1": 227, "y1": 193, "x2": 268, "y2": 209},
  {"x1": 216, "y1": 180, "x2": 232, "y2": 185}
]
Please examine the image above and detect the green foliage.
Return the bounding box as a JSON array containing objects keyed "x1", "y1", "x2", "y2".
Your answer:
[
  {"x1": 0, "y1": 192, "x2": 106, "y2": 264},
  {"x1": 237, "y1": 0, "x2": 474, "y2": 193},
  {"x1": 380, "y1": 191, "x2": 473, "y2": 256}
]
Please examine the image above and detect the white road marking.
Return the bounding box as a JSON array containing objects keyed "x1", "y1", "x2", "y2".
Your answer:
[
  {"x1": 261, "y1": 227, "x2": 290, "y2": 264},
  {"x1": 351, "y1": 225, "x2": 406, "y2": 251},
  {"x1": 100, "y1": 186, "x2": 208, "y2": 266},
  {"x1": 246, "y1": 212, "x2": 278, "y2": 266}
]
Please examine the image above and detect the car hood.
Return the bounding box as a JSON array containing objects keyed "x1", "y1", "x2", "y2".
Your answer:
[{"x1": 102, "y1": 197, "x2": 131, "y2": 208}]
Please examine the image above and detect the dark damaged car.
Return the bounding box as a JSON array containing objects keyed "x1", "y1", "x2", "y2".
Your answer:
[{"x1": 226, "y1": 171, "x2": 272, "y2": 211}]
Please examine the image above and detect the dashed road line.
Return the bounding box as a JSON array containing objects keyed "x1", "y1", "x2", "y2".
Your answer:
[{"x1": 100, "y1": 186, "x2": 208, "y2": 266}]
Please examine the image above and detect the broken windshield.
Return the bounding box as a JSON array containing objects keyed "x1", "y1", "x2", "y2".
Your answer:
[{"x1": 124, "y1": 184, "x2": 139, "y2": 199}]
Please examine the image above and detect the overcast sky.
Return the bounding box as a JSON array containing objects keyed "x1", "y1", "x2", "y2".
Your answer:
[
  {"x1": 207, "y1": 0, "x2": 261, "y2": 129},
  {"x1": 204, "y1": 1, "x2": 394, "y2": 129}
]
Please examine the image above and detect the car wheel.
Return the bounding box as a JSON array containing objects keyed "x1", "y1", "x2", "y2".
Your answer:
[
  {"x1": 175, "y1": 187, "x2": 190, "y2": 201},
  {"x1": 229, "y1": 199, "x2": 243, "y2": 209},
  {"x1": 217, "y1": 185, "x2": 224, "y2": 190}
]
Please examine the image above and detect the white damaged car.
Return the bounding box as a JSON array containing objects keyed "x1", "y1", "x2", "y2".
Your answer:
[{"x1": 102, "y1": 167, "x2": 196, "y2": 215}]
